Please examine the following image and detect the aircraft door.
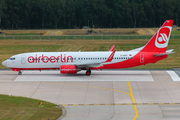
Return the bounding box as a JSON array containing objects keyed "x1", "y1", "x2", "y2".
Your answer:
[
  {"x1": 21, "y1": 55, "x2": 26, "y2": 64},
  {"x1": 140, "y1": 54, "x2": 144, "y2": 63}
]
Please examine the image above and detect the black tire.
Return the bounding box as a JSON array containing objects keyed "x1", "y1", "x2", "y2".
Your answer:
[
  {"x1": 18, "y1": 71, "x2": 22, "y2": 75},
  {"x1": 86, "y1": 70, "x2": 91, "y2": 76}
]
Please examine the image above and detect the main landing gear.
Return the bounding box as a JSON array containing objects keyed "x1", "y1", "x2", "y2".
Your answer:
[
  {"x1": 86, "y1": 70, "x2": 91, "y2": 76},
  {"x1": 18, "y1": 71, "x2": 22, "y2": 75}
]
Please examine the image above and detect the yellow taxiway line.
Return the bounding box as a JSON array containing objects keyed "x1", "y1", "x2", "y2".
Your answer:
[
  {"x1": 128, "y1": 81, "x2": 138, "y2": 120},
  {"x1": 31, "y1": 81, "x2": 139, "y2": 119}
]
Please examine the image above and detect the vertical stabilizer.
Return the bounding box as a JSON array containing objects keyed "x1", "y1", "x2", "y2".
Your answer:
[{"x1": 141, "y1": 20, "x2": 174, "y2": 52}]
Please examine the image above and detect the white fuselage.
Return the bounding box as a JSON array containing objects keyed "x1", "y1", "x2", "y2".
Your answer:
[{"x1": 5, "y1": 51, "x2": 138, "y2": 69}]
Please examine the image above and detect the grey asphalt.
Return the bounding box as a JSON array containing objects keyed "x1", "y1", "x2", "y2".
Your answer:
[{"x1": 0, "y1": 70, "x2": 180, "y2": 120}]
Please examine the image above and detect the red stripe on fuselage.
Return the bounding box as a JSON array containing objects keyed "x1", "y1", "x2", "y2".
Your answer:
[{"x1": 12, "y1": 68, "x2": 60, "y2": 71}]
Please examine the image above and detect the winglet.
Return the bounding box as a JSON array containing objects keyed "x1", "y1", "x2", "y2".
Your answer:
[
  {"x1": 109, "y1": 45, "x2": 115, "y2": 51},
  {"x1": 104, "y1": 51, "x2": 116, "y2": 63}
]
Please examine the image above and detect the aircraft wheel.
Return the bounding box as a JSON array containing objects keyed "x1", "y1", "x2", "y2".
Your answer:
[
  {"x1": 18, "y1": 71, "x2": 22, "y2": 75},
  {"x1": 86, "y1": 70, "x2": 91, "y2": 76}
]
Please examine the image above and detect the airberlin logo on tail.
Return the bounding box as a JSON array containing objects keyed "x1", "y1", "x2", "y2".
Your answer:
[
  {"x1": 158, "y1": 33, "x2": 168, "y2": 43},
  {"x1": 155, "y1": 26, "x2": 171, "y2": 48}
]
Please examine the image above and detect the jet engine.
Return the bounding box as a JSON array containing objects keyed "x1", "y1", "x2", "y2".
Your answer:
[{"x1": 60, "y1": 65, "x2": 77, "y2": 74}]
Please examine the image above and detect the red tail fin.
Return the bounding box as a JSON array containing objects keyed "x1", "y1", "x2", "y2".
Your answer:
[{"x1": 141, "y1": 20, "x2": 174, "y2": 52}]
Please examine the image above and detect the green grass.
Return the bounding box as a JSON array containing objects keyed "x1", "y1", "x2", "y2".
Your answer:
[
  {"x1": 0, "y1": 95, "x2": 62, "y2": 120},
  {"x1": 0, "y1": 35, "x2": 180, "y2": 40},
  {"x1": 0, "y1": 35, "x2": 150, "y2": 40},
  {"x1": 172, "y1": 30, "x2": 180, "y2": 34},
  {"x1": 0, "y1": 39, "x2": 179, "y2": 69}
]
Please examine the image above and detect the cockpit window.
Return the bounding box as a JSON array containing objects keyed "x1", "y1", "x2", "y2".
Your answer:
[{"x1": 9, "y1": 58, "x2": 16, "y2": 60}]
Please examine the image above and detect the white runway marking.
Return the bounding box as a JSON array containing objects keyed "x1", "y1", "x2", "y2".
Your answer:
[
  {"x1": 14, "y1": 70, "x2": 154, "y2": 82},
  {"x1": 166, "y1": 70, "x2": 180, "y2": 81}
]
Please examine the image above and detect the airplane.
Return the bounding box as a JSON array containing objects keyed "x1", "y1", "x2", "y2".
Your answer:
[{"x1": 2, "y1": 20, "x2": 174, "y2": 76}]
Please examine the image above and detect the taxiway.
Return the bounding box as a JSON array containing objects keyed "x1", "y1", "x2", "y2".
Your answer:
[{"x1": 0, "y1": 70, "x2": 180, "y2": 120}]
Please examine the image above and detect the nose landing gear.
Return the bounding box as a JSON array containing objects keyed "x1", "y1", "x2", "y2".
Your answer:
[
  {"x1": 18, "y1": 71, "x2": 22, "y2": 75},
  {"x1": 86, "y1": 70, "x2": 91, "y2": 76}
]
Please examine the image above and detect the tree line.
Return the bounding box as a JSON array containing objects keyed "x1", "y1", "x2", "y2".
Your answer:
[{"x1": 0, "y1": 0, "x2": 179, "y2": 29}]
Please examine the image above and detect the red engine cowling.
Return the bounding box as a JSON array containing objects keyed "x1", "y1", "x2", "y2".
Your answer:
[{"x1": 60, "y1": 65, "x2": 77, "y2": 74}]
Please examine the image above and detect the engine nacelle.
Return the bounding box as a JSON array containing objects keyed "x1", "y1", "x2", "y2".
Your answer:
[{"x1": 60, "y1": 65, "x2": 77, "y2": 74}]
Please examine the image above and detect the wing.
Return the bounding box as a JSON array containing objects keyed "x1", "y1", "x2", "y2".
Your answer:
[{"x1": 69, "y1": 50, "x2": 116, "y2": 68}]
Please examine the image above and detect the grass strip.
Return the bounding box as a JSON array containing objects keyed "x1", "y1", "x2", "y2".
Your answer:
[{"x1": 0, "y1": 95, "x2": 62, "y2": 120}]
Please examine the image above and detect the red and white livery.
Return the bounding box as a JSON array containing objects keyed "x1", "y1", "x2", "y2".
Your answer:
[{"x1": 2, "y1": 20, "x2": 174, "y2": 76}]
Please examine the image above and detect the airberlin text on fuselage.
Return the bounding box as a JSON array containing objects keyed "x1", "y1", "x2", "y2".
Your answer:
[{"x1": 27, "y1": 54, "x2": 73, "y2": 63}]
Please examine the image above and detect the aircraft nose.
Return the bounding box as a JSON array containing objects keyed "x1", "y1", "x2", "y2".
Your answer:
[{"x1": 2, "y1": 60, "x2": 7, "y2": 67}]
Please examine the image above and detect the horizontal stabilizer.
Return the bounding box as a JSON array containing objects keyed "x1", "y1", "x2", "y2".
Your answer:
[{"x1": 154, "y1": 49, "x2": 175, "y2": 57}]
